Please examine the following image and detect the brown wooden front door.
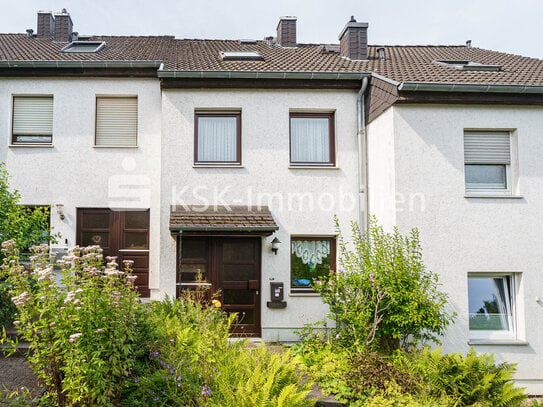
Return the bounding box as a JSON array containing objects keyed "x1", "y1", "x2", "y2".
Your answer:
[
  {"x1": 178, "y1": 236, "x2": 261, "y2": 337},
  {"x1": 76, "y1": 208, "x2": 150, "y2": 297}
]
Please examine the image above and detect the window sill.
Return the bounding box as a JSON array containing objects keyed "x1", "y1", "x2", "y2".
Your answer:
[
  {"x1": 9, "y1": 144, "x2": 54, "y2": 148},
  {"x1": 464, "y1": 194, "x2": 523, "y2": 199},
  {"x1": 289, "y1": 292, "x2": 320, "y2": 297},
  {"x1": 93, "y1": 145, "x2": 139, "y2": 149},
  {"x1": 193, "y1": 164, "x2": 244, "y2": 168},
  {"x1": 468, "y1": 339, "x2": 529, "y2": 346},
  {"x1": 288, "y1": 165, "x2": 338, "y2": 170}
]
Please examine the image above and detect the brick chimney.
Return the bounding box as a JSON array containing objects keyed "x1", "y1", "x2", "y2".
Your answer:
[
  {"x1": 276, "y1": 16, "x2": 297, "y2": 47},
  {"x1": 37, "y1": 11, "x2": 54, "y2": 39},
  {"x1": 54, "y1": 9, "x2": 73, "y2": 42},
  {"x1": 339, "y1": 16, "x2": 368, "y2": 60}
]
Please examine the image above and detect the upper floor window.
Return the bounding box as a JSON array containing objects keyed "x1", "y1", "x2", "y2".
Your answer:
[
  {"x1": 12, "y1": 96, "x2": 53, "y2": 144},
  {"x1": 95, "y1": 96, "x2": 138, "y2": 147},
  {"x1": 464, "y1": 131, "x2": 512, "y2": 194},
  {"x1": 468, "y1": 274, "x2": 516, "y2": 340},
  {"x1": 291, "y1": 236, "x2": 336, "y2": 292},
  {"x1": 290, "y1": 112, "x2": 335, "y2": 166},
  {"x1": 194, "y1": 111, "x2": 241, "y2": 165}
]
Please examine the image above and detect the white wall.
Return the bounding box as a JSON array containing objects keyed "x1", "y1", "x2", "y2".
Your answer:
[
  {"x1": 0, "y1": 78, "x2": 162, "y2": 285},
  {"x1": 366, "y1": 107, "x2": 396, "y2": 230},
  {"x1": 160, "y1": 88, "x2": 361, "y2": 341},
  {"x1": 391, "y1": 104, "x2": 543, "y2": 393}
]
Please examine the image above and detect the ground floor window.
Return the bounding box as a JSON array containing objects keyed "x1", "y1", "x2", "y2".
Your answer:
[
  {"x1": 468, "y1": 274, "x2": 516, "y2": 340},
  {"x1": 290, "y1": 236, "x2": 335, "y2": 292}
]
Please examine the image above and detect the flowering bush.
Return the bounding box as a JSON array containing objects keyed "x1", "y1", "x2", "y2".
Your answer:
[
  {"x1": 0, "y1": 164, "x2": 57, "y2": 328},
  {"x1": 313, "y1": 217, "x2": 454, "y2": 352},
  {"x1": 0, "y1": 242, "x2": 148, "y2": 406}
]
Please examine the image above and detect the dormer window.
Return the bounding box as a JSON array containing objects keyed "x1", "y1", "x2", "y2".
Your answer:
[
  {"x1": 433, "y1": 60, "x2": 501, "y2": 72},
  {"x1": 219, "y1": 51, "x2": 264, "y2": 61},
  {"x1": 61, "y1": 41, "x2": 105, "y2": 53}
]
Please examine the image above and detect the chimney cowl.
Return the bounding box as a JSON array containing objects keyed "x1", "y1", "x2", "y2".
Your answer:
[
  {"x1": 377, "y1": 46, "x2": 386, "y2": 61},
  {"x1": 338, "y1": 16, "x2": 369, "y2": 60},
  {"x1": 26, "y1": 29, "x2": 34, "y2": 38},
  {"x1": 276, "y1": 16, "x2": 297, "y2": 47},
  {"x1": 466, "y1": 40, "x2": 472, "y2": 50}
]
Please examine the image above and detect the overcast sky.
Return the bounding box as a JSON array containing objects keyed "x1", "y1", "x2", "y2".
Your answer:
[{"x1": 1, "y1": 0, "x2": 541, "y2": 59}]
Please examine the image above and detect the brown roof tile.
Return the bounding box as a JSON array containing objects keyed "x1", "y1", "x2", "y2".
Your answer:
[
  {"x1": 170, "y1": 205, "x2": 278, "y2": 232},
  {"x1": 1, "y1": 33, "x2": 543, "y2": 86},
  {"x1": 0, "y1": 34, "x2": 174, "y2": 62}
]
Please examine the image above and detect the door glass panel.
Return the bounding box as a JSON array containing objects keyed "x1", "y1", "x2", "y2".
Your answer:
[
  {"x1": 180, "y1": 264, "x2": 207, "y2": 282},
  {"x1": 223, "y1": 290, "x2": 254, "y2": 305},
  {"x1": 223, "y1": 241, "x2": 254, "y2": 261},
  {"x1": 124, "y1": 232, "x2": 148, "y2": 249},
  {"x1": 182, "y1": 239, "x2": 207, "y2": 259},
  {"x1": 125, "y1": 211, "x2": 149, "y2": 229},
  {"x1": 229, "y1": 309, "x2": 254, "y2": 325},
  {"x1": 82, "y1": 232, "x2": 109, "y2": 247},
  {"x1": 223, "y1": 264, "x2": 254, "y2": 281},
  {"x1": 82, "y1": 213, "x2": 109, "y2": 229}
]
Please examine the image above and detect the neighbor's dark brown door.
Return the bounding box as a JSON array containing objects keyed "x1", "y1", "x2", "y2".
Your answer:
[
  {"x1": 178, "y1": 236, "x2": 261, "y2": 337},
  {"x1": 76, "y1": 209, "x2": 150, "y2": 297}
]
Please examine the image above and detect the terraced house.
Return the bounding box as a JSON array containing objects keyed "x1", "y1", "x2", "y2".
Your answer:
[{"x1": 2, "y1": 9, "x2": 543, "y2": 392}]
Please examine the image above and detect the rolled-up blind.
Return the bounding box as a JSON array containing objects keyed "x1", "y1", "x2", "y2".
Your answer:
[
  {"x1": 464, "y1": 131, "x2": 511, "y2": 164},
  {"x1": 13, "y1": 96, "x2": 53, "y2": 136},
  {"x1": 96, "y1": 97, "x2": 137, "y2": 146}
]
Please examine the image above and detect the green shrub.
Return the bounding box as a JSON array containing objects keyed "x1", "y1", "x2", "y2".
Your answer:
[
  {"x1": 1, "y1": 243, "x2": 146, "y2": 406},
  {"x1": 392, "y1": 347, "x2": 527, "y2": 407},
  {"x1": 124, "y1": 294, "x2": 314, "y2": 406},
  {"x1": 313, "y1": 216, "x2": 454, "y2": 352},
  {"x1": 0, "y1": 164, "x2": 57, "y2": 328}
]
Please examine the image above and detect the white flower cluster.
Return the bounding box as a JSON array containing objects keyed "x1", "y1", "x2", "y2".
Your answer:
[
  {"x1": 69, "y1": 333, "x2": 82, "y2": 343},
  {"x1": 35, "y1": 266, "x2": 54, "y2": 282},
  {"x1": 12, "y1": 292, "x2": 31, "y2": 307}
]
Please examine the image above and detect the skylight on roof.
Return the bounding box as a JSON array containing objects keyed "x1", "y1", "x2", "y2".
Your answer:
[
  {"x1": 433, "y1": 60, "x2": 501, "y2": 72},
  {"x1": 61, "y1": 41, "x2": 105, "y2": 53},
  {"x1": 220, "y1": 51, "x2": 264, "y2": 61}
]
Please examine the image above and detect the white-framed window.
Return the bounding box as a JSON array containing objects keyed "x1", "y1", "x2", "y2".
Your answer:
[
  {"x1": 468, "y1": 273, "x2": 516, "y2": 340},
  {"x1": 12, "y1": 95, "x2": 54, "y2": 144},
  {"x1": 464, "y1": 130, "x2": 512, "y2": 194},
  {"x1": 95, "y1": 96, "x2": 138, "y2": 147}
]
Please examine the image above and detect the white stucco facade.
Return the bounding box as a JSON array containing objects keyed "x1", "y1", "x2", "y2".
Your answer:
[
  {"x1": 0, "y1": 78, "x2": 163, "y2": 282},
  {"x1": 160, "y1": 89, "x2": 361, "y2": 341},
  {"x1": 2, "y1": 75, "x2": 543, "y2": 392},
  {"x1": 367, "y1": 103, "x2": 543, "y2": 393}
]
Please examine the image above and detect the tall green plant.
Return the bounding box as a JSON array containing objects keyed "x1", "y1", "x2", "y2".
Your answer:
[
  {"x1": 314, "y1": 216, "x2": 454, "y2": 351},
  {"x1": 1, "y1": 242, "x2": 146, "y2": 406},
  {"x1": 0, "y1": 163, "x2": 57, "y2": 327}
]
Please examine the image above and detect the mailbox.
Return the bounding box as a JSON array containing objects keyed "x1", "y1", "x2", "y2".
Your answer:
[{"x1": 267, "y1": 282, "x2": 287, "y2": 308}]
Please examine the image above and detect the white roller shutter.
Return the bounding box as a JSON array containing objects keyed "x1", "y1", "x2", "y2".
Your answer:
[
  {"x1": 96, "y1": 97, "x2": 138, "y2": 146},
  {"x1": 464, "y1": 131, "x2": 511, "y2": 164},
  {"x1": 12, "y1": 96, "x2": 53, "y2": 136}
]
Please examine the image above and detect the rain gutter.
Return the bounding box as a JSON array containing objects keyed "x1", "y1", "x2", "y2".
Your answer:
[{"x1": 398, "y1": 82, "x2": 543, "y2": 94}]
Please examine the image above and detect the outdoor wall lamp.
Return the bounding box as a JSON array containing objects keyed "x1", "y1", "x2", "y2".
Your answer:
[
  {"x1": 56, "y1": 204, "x2": 65, "y2": 220},
  {"x1": 271, "y1": 237, "x2": 281, "y2": 255}
]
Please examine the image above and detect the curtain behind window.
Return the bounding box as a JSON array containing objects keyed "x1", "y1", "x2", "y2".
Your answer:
[
  {"x1": 197, "y1": 116, "x2": 237, "y2": 162},
  {"x1": 291, "y1": 117, "x2": 330, "y2": 163}
]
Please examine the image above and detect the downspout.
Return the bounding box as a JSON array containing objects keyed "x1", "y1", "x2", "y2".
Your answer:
[{"x1": 357, "y1": 76, "x2": 369, "y2": 229}]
